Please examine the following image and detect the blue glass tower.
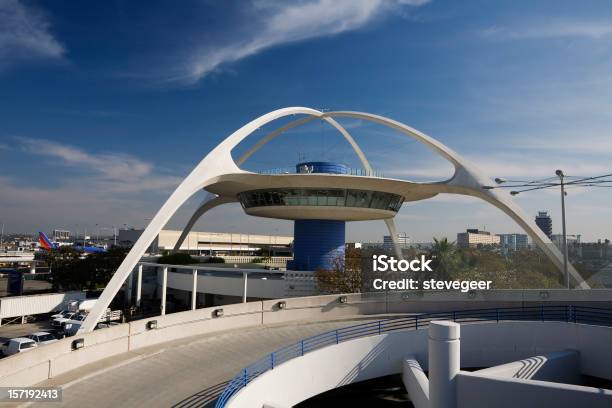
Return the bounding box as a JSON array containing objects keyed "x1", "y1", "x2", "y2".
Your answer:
[{"x1": 291, "y1": 162, "x2": 347, "y2": 271}]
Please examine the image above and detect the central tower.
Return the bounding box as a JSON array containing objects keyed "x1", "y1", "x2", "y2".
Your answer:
[{"x1": 291, "y1": 162, "x2": 347, "y2": 271}]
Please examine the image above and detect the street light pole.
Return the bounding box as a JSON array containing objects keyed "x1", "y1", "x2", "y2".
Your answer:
[{"x1": 556, "y1": 169, "x2": 569, "y2": 289}]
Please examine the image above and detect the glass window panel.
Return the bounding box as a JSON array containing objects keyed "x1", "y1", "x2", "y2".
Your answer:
[
  {"x1": 346, "y1": 190, "x2": 357, "y2": 207},
  {"x1": 307, "y1": 192, "x2": 317, "y2": 206},
  {"x1": 317, "y1": 190, "x2": 328, "y2": 205}
]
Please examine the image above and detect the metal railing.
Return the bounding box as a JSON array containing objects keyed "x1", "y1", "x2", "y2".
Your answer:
[
  {"x1": 214, "y1": 305, "x2": 612, "y2": 407},
  {"x1": 258, "y1": 167, "x2": 385, "y2": 178}
]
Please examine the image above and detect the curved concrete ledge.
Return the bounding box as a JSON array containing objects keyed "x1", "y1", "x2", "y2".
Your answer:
[
  {"x1": 226, "y1": 321, "x2": 612, "y2": 407},
  {"x1": 1, "y1": 292, "x2": 611, "y2": 389}
]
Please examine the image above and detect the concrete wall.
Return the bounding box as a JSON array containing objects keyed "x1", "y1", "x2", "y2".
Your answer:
[
  {"x1": 456, "y1": 371, "x2": 612, "y2": 408},
  {"x1": 0, "y1": 291, "x2": 611, "y2": 390},
  {"x1": 226, "y1": 321, "x2": 612, "y2": 407}
]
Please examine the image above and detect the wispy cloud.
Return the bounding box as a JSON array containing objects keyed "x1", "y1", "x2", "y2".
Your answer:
[
  {"x1": 13, "y1": 137, "x2": 180, "y2": 193},
  {"x1": 480, "y1": 20, "x2": 612, "y2": 40},
  {"x1": 0, "y1": 0, "x2": 65, "y2": 70},
  {"x1": 163, "y1": 0, "x2": 430, "y2": 84}
]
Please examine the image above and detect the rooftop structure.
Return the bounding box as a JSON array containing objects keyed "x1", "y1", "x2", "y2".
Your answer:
[{"x1": 81, "y1": 107, "x2": 589, "y2": 332}]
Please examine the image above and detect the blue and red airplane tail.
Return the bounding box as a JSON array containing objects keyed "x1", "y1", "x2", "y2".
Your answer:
[{"x1": 38, "y1": 232, "x2": 57, "y2": 250}]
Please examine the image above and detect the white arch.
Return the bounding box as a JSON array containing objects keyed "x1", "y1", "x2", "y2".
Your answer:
[
  {"x1": 82, "y1": 107, "x2": 588, "y2": 332},
  {"x1": 325, "y1": 111, "x2": 588, "y2": 289},
  {"x1": 80, "y1": 107, "x2": 327, "y2": 332},
  {"x1": 172, "y1": 194, "x2": 236, "y2": 253},
  {"x1": 172, "y1": 113, "x2": 376, "y2": 254}
]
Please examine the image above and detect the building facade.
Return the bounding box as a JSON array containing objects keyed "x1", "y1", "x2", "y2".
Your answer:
[
  {"x1": 457, "y1": 229, "x2": 501, "y2": 248},
  {"x1": 118, "y1": 228, "x2": 292, "y2": 256},
  {"x1": 498, "y1": 233, "x2": 529, "y2": 251},
  {"x1": 383, "y1": 233, "x2": 411, "y2": 252},
  {"x1": 535, "y1": 211, "x2": 553, "y2": 238}
]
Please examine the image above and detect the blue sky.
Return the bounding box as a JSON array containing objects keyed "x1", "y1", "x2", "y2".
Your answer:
[{"x1": 1, "y1": 0, "x2": 611, "y2": 242}]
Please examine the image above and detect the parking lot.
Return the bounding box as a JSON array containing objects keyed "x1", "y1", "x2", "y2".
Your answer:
[{"x1": 0, "y1": 315, "x2": 69, "y2": 358}]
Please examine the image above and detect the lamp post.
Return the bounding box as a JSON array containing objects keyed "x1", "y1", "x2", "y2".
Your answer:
[{"x1": 556, "y1": 169, "x2": 569, "y2": 289}]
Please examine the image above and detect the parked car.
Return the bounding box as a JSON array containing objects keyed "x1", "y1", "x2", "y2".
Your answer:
[
  {"x1": 51, "y1": 310, "x2": 72, "y2": 320},
  {"x1": 51, "y1": 312, "x2": 81, "y2": 328},
  {"x1": 1, "y1": 338, "x2": 37, "y2": 356},
  {"x1": 26, "y1": 332, "x2": 59, "y2": 346},
  {"x1": 61, "y1": 314, "x2": 87, "y2": 336}
]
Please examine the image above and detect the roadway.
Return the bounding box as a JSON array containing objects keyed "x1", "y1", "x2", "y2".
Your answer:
[{"x1": 29, "y1": 317, "x2": 380, "y2": 408}]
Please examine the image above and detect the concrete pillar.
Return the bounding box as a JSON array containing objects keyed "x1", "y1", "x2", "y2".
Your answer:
[
  {"x1": 125, "y1": 271, "x2": 133, "y2": 304},
  {"x1": 242, "y1": 272, "x2": 248, "y2": 303},
  {"x1": 429, "y1": 320, "x2": 460, "y2": 408},
  {"x1": 136, "y1": 264, "x2": 142, "y2": 307},
  {"x1": 161, "y1": 267, "x2": 168, "y2": 315},
  {"x1": 191, "y1": 269, "x2": 198, "y2": 310}
]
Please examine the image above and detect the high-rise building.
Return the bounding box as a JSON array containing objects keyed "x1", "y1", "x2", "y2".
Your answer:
[
  {"x1": 383, "y1": 233, "x2": 411, "y2": 251},
  {"x1": 457, "y1": 229, "x2": 500, "y2": 248},
  {"x1": 535, "y1": 211, "x2": 552, "y2": 238},
  {"x1": 498, "y1": 233, "x2": 529, "y2": 251}
]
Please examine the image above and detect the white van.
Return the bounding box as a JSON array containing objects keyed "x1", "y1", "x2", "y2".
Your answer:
[{"x1": 1, "y1": 338, "x2": 37, "y2": 356}]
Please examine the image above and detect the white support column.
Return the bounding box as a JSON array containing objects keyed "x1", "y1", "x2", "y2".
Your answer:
[
  {"x1": 429, "y1": 321, "x2": 460, "y2": 408},
  {"x1": 192, "y1": 269, "x2": 198, "y2": 310},
  {"x1": 161, "y1": 266, "x2": 168, "y2": 316},
  {"x1": 125, "y1": 270, "x2": 133, "y2": 304},
  {"x1": 384, "y1": 218, "x2": 404, "y2": 260},
  {"x1": 242, "y1": 272, "x2": 248, "y2": 303},
  {"x1": 136, "y1": 264, "x2": 142, "y2": 307}
]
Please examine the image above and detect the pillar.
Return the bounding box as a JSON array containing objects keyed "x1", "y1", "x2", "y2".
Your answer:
[
  {"x1": 192, "y1": 269, "x2": 198, "y2": 310},
  {"x1": 428, "y1": 320, "x2": 460, "y2": 408},
  {"x1": 136, "y1": 264, "x2": 143, "y2": 307},
  {"x1": 242, "y1": 272, "x2": 248, "y2": 303},
  {"x1": 161, "y1": 266, "x2": 167, "y2": 315}
]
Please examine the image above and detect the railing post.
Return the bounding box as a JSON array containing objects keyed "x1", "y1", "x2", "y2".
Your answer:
[
  {"x1": 242, "y1": 369, "x2": 248, "y2": 387},
  {"x1": 271, "y1": 353, "x2": 275, "y2": 369},
  {"x1": 301, "y1": 340, "x2": 305, "y2": 356},
  {"x1": 452, "y1": 311, "x2": 456, "y2": 322},
  {"x1": 496, "y1": 309, "x2": 499, "y2": 323},
  {"x1": 335, "y1": 329, "x2": 339, "y2": 344},
  {"x1": 540, "y1": 304, "x2": 544, "y2": 322},
  {"x1": 415, "y1": 315, "x2": 419, "y2": 330},
  {"x1": 574, "y1": 306, "x2": 578, "y2": 323},
  {"x1": 378, "y1": 320, "x2": 382, "y2": 335}
]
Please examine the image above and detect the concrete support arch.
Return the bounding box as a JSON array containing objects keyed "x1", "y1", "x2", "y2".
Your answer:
[
  {"x1": 172, "y1": 195, "x2": 236, "y2": 253},
  {"x1": 324, "y1": 111, "x2": 588, "y2": 289},
  {"x1": 172, "y1": 112, "x2": 375, "y2": 254},
  {"x1": 82, "y1": 107, "x2": 588, "y2": 333},
  {"x1": 80, "y1": 107, "x2": 327, "y2": 332}
]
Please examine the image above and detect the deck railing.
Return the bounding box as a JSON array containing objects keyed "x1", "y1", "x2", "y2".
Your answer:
[{"x1": 214, "y1": 305, "x2": 612, "y2": 407}]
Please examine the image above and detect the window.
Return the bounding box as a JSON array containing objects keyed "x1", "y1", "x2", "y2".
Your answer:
[{"x1": 237, "y1": 189, "x2": 402, "y2": 212}]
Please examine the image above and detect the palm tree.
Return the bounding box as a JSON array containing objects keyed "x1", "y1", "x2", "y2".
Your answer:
[{"x1": 429, "y1": 237, "x2": 458, "y2": 280}]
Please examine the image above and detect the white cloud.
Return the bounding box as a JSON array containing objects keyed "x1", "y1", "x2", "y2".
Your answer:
[
  {"x1": 13, "y1": 137, "x2": 181, "y2": 193},
  {"x1": 0, "y1": 0, "x2": 65, "y2": 69},
  {"x1": 480, "y1": 20, "x2": 612, "y2": 40},
  {"x1": 165, "y1": 0, "x2": 430, "y2": 84}
]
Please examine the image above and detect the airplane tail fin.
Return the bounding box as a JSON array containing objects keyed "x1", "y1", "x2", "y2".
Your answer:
[{"x1": 38, "y1": 232, "x2": 56, "y2": 250}]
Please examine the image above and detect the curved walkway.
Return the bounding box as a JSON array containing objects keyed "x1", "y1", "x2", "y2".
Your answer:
[{"x1": 30, "y1": 317, "x2": 380, "y2": 408}]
